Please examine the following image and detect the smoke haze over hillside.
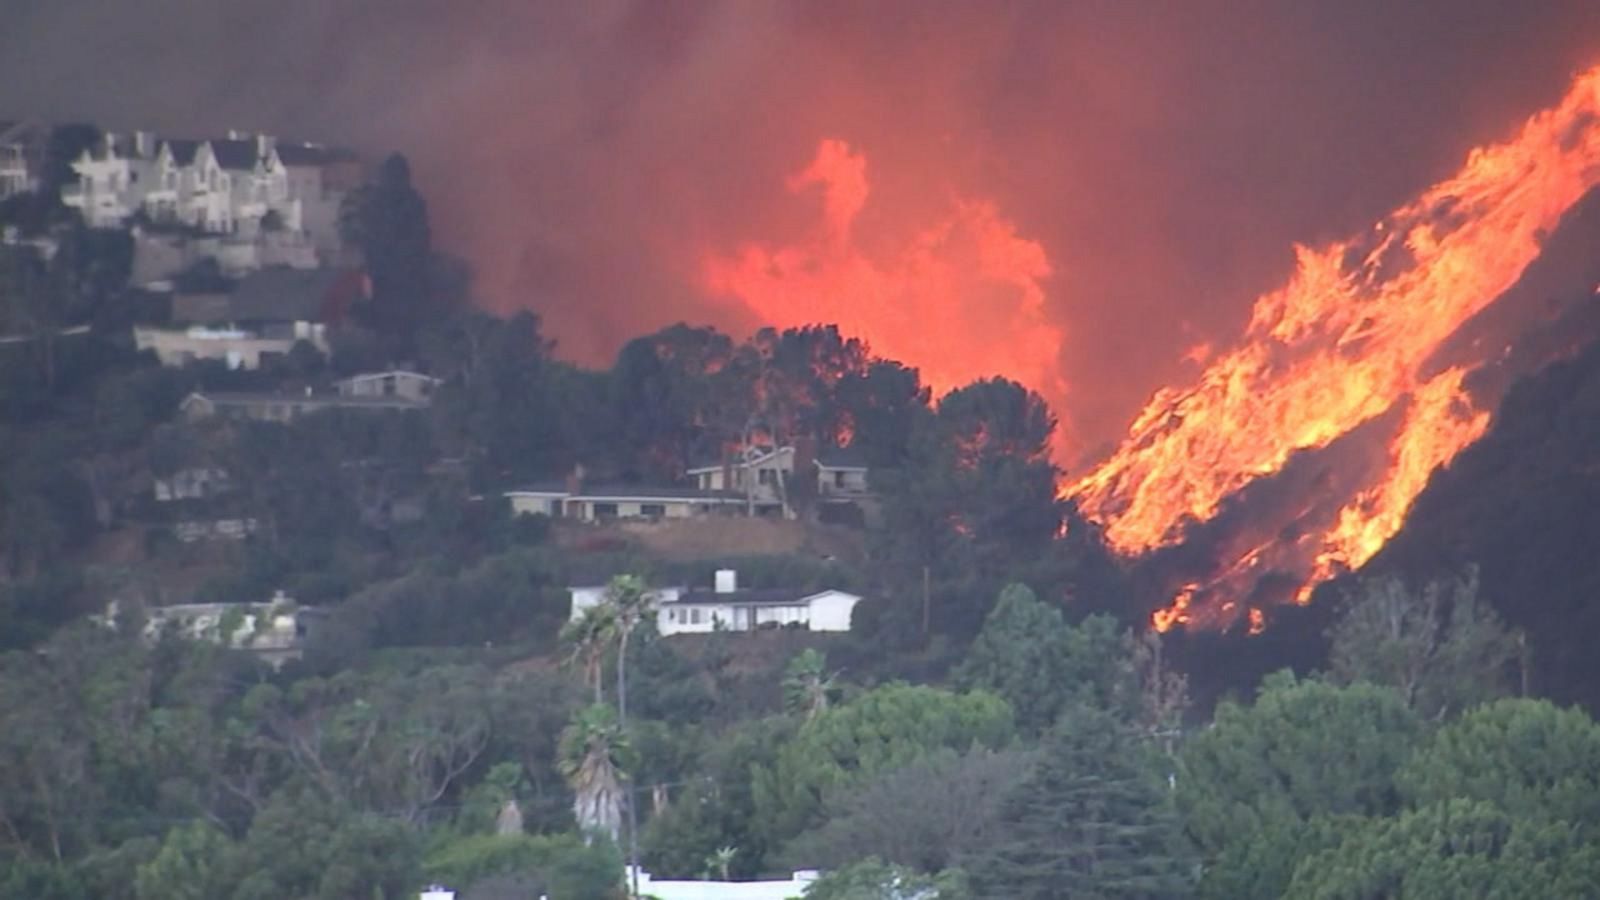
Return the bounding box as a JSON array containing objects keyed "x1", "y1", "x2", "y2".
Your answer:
[{"x1": 3, "y1": 0, "x2": 1599, "y2": 453}]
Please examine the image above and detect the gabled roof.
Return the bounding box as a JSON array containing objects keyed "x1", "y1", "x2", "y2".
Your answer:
[
  {"x1": 336, "y1": 369, "x2": 440, "y2": 385},
  {"x1": 163, "y1": 139, "x2": 201, "y2": 166},
  {"x1": 686, "y1": 445, "x2": 792, "y2": 474},
  {"x1": 208, "y1": 139, "x2": 261, "y2": 171},
  {"x1": 504, "y1": 482, "x2": 745, "y2": 503}
]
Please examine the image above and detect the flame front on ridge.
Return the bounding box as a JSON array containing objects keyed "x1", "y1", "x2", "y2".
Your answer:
[{"x1": 1071, "y1": 67, "x2": 1600, "y2": 630}]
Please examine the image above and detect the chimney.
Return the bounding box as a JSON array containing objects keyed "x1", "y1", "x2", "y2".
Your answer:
[
  {"x1": 714, "y1": 569, "x2": 738, "y2": 594},
  {"x1": 565, "y1": 463, "x2": 585, "y2": 497},
  {"x1": 256, "y1": 133, "x2": 276, "y2": 157},
  {"x1": 133, "y1": 130, "x2": 154, "y2": 157}
]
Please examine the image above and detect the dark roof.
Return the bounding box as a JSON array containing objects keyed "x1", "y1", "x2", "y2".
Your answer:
[
  {"x1": 164, "y1": 139, "x2": 201, "y2": 166},
  {"x1": 189, "y1": 391, "x2": 425, "y2": 410},
  {"x1": 276, "y1": 143, "x2": 360, "y2": 166},
  {"x1": 228, "y1": 267, "x2": 352, "y2": 322},
  {"x1": 816, "y1": 445, "x2": 868, "y2": 468},
  {"x1": 505, "y1": 482, "x2": 744, "y2": 502},
  {"x1": 670, "y1": 588, "x2": 832, "y2": 607},
  {"x1": 208, "y1": 139, "x2": 260, "y2": 171}
]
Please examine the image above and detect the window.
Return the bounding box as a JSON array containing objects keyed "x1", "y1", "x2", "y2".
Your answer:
[
  {"x1": 593, "y1": 502, "x2": 619, "y2": 519},
  {"x1": 834, "y1": 470, "x2": 847, "y2": 488},
  {"x1": 758, "y1": 468, "x2": 775, "y2": 485},
  {"x1": 641, "y1": 503, "x2": 666, "y2": 518},
  {"x1": 689, "y1": 608, "x2": 703, "y2": 625}
]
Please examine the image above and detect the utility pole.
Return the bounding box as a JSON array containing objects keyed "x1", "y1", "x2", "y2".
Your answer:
[{"x1": 922, "y1": 565, "x2": 931, "y2": 642}]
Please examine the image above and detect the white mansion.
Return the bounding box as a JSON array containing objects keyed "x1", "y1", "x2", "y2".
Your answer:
[{"x1": 61, "y1": 130, "x2": 362, "y2": 256}]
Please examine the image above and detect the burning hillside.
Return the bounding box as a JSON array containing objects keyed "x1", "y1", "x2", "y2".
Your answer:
[{"x1": 1071, "y1": 66, "x2": 1600, "y2": 631}]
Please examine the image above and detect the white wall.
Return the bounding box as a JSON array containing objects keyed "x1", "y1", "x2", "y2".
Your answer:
[
  {"x1": 805, "y1": 590, "x2": 860, "y2": 632},
  {"x1": 629, "y1": 867, "x2": 817, "y2": 900}
]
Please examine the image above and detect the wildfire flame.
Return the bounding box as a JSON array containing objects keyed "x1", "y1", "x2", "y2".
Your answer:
[
  {"x1": 1072, "y1": 67, "x2": 1600, "y2": 630},
  {"x1": 703, "y1": 138, "x2": 1068, "y2": 423}
]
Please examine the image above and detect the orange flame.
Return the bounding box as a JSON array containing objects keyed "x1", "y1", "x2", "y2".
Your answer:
[
  {"x1": 1074, "y1": 67, "x2": 1600, "y2": 626},
  {"x1": 703, "y1": 138, "x2": 1068, "y2": 424}
]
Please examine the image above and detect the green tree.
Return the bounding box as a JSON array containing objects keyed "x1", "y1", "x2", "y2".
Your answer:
[
  {"x1": 340, "y1": 153, "x2": 434, "y2": 343},
  {"x1": 1396, "y1": 698, "x2": 1600, "y2": 826},
  {"x1": 783, "y1": 648, "x2": 839, "y2": 722},
  {"x1": 955, "y1": 583, "x2": 1127, "y2": 733},
  {"x1": 783, "y1": 747, "x2": 1034, "y2": 873},
  {"x1": 134, "y1": 822, "x2": 235, "y2": 900},
  {"x1": 1285, "y1": 799, "x2": 1600, "y2": 899},
  {"x1": 1329, "y1": 568, "x2": 1522, "y2": 719},
  {"x1": 563, "y1": 603, "x2": 618, "y2": 703},
  {"x1": 970, "y1": 704, "x2": 1192, "y2": 899},
  {"x1": 803, "y1": 857, "x2": 969, "y2": 900},
  {"x1": 1176, "y1": 674, "x2": 1420, "y2": 899},
  {"x1": 559, "y1": 704, "x2": 630, "y2": 843},
  {"x1": 753, "y1": 683, "x2": 1013, "y2": 848}
]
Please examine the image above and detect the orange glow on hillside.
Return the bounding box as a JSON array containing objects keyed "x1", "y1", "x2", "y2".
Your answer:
[
  {"x1": 704, "y1": 139, "x2": 1068, "y2": 426},
  {"x1": 1071, "y1": 67, "x2": 1600, "y2": 630}
]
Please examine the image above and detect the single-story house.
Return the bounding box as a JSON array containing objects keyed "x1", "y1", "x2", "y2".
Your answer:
[
  {"x1": 100, "y1": 591, "x2": 320, "y2": 669},
  {"x1": 505, "y1": 481, "x2": 747, "y2": 522},
  {"x1": 153, "y1": 466, "x2": 232, "y2": 502},
  {"x1": 567, "y1": 570, "x2": 860, "y2": 636},
  {"x1": 135, "y1": 321, "x2": 328, "y2": 370},
  {"x1": 335, "y1": 369, "x2": 440, "y2": 402},
  {"x1": 181, "y1": 390, "x2": 429, "y2": 423},
  {"x1": 624, "y1": 867, "x2": 821, "y2": 900}
]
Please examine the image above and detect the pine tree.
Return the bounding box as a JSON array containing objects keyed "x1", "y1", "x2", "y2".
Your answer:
[{"x1": 970, "y1": 705, "x2": 1193, "y2": 899}]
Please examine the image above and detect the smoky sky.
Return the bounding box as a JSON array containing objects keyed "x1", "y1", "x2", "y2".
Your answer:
[{"x1": 4, "y1": 0, "x2": 1599, "y2": 456}]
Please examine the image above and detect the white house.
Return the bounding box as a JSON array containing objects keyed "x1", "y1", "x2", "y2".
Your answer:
[
  {"x1": 180, "y1": 390, "x2": 429, "y2": 423},
  {"x1": 568, "y1": 570, "x2": 860, "y2": 636},
  {"x1": 100, "y1": 591, "x2": 316, "y2": 669},
  {"x1": 567, "y1": 583, "x2": 685, "y2": 622},
  {"x1": 505, "y1": 482, "x2": 746, "y2": 522},
  {"x1": 136, "y1": 322, "x2": 328, "y2": 370},
  {"x1": 61, "y1": 131, "x2": 161, "y2": 227},
  {"x1": 61, "y1": 130, "x2": 350, "y2": 252},
  {"x1": 0, "y1": 120, "x2": 42, "y2": 199},
  {"x1": 153, "y1": 466, "x2": 232, "y2": 502},
  {"x1": 625, "y1": 867, "x2": 820, "y2": 900}
]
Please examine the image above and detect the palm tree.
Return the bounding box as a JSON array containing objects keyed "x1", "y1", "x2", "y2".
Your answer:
[
  {"x1": 783, "y1": 648, "x2": 839, "y2": 722},
  {"x1": 607, "y1": 574, "x2": 651, "y2": 725},
  {"x1": 703, "y1": 845, "x2": 738, "y2": 881},
  {"x1": 561, "y1": 603, "x2": 617, "y2": 703},
  {"x1": 558, "y1": 703, "x2": 629, "y2": 843},
  {"x1": 605, "y1": 574, "x2": 652, "y2": 898}
]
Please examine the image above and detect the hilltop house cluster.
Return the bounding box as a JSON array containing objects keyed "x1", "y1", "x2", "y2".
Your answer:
[
  {"x1": 62, "y1": 128, "x2": 361, "y2": 263},
  {"x1": 2, "y1": 119, "x2": 363, "y2": 286}
]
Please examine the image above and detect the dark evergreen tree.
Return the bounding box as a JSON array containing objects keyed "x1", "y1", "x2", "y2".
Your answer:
[{"x1": 969, "y1": 705, "x2": 1193, "y2": 899}]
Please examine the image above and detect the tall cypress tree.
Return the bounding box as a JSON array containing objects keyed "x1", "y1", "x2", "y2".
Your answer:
[{"x1": 969, "y1": 705, "x2": 1193, "y2": 899}]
